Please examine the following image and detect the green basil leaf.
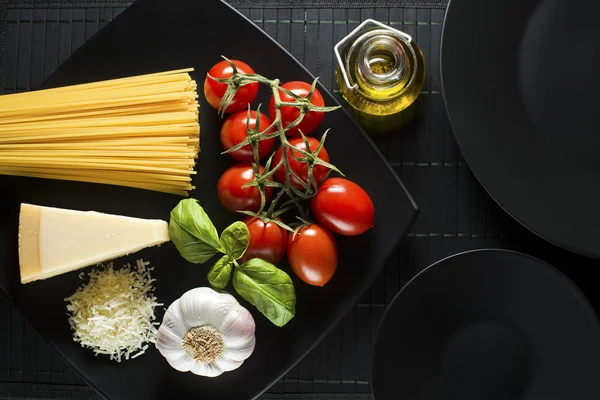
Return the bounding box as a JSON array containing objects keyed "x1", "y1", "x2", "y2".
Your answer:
[
  {"x1": 169, "y1": 199, "x2": 222, "y2": 264},
  {"x1": 208, "y1": 255, "x2": 234, "y2": 290},
  {"x1": 232, "y1": 258, "x2": 296, "y2": 327},
  {"x1": 220, "y1": 221, "x2": 250, "y2": 259}
]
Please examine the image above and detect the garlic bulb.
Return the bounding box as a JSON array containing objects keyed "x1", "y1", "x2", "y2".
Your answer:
[{"x1": 156, "y1": 287, "x2": 256, "y2": 377}]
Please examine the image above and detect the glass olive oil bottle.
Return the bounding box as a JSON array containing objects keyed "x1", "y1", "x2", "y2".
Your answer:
[{"x1": 335, "y1": 19, "x2": 425, "y2": 134}]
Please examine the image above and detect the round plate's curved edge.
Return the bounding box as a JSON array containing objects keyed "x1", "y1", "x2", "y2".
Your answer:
[
  {"x1": 21, "y1": 0, "x2": 421, "y2": 398},
  {"x1": 439, "y1": 0, "x2": 599, "y2": 260},
  {"x1": 369, "y1": 248, "x2": 600, "y2": 395}
]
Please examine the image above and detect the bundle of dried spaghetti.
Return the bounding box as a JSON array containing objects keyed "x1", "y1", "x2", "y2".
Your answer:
[{"x1": 0, "y1": 68, "x2": 199, "y2": 196}]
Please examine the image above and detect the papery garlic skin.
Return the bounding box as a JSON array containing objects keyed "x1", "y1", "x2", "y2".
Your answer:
[{"x1": 156, "y1": 287, "x2": 256, "y2": 377}]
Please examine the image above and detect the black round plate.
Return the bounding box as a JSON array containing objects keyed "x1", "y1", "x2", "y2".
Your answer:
[
  {"x1": 441, "y1": 0, "x2": 600, "y2": 258},
  {"x1": 372, "y1": 250, "x2": 600, "y2": 400}
]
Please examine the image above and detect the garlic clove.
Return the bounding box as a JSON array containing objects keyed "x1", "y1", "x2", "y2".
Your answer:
[
  {"x1": 161, "y1": 300, "x2": 188, "y2": 338},
  {"x1": 163, "y1": 349, "x2": 196, "y2": 373},
  {"x1": 223, "y1": 335, "x2": 256, "y2": 362},
  {"x1": 214, "y1": 354, "x2": 244, "y2": 373},
  {"x1": 178, "y1": 288, "x2": 238, "y2": 330},
  {"x1": 206, "y1": 291, "x2": 242, "y2": 328},
  {"x1": 219, "y1": 307, "x2": 256, "y2": 347},
  {"x1": 191, "y1": 360, "x2": 223, "y2": 377},
  {"x1": 156, "y1": 322, "x2": 186, "y2": 354}
]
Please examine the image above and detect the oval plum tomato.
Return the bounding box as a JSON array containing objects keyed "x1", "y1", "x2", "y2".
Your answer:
[
  {"x1": 269, "y1": 81, "x2": 325, "y2": 136},
  {"x1": 272, "y1": 137, "x2": 330, "y2": 190},
  {"x1": 311, "y1": 178, "x2": 375, "y2": 236},
  {"x1": 240, "y1": 217, "x2": 288, "y2": 265},
  {"x1": 217, "y1": 163, "x2": 273, "y2": 212},
  {"x1": 221, "y1": 111, "x2": 275, "y2": 162},
  {"x1": 287, "y1": 224, "x2": 338, "y2": 287},
  {"x1": 204, "y1": 60, "x2": 259, "y2": 114}
]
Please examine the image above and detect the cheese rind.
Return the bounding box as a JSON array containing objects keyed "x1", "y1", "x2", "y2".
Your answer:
[
  {"x1": 18, "y1": 204, "x2": 42, "y2": 280},
  {"x1": 18, "y1": 203, "x2": 169, "y2": 283}
]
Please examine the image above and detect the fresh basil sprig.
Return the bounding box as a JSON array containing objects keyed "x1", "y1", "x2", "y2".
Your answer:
[
  {"x1": 169, "y1": 199, "x2": 296, "y2": 327},
  {"x1": 233, "y1": 258, "x2": 296, "y2": 327},
  {"x1": 219, "y1": 221, "x2": 250, "y2": 259},
  {"x1": 169, "y1": 199, "x2": 222, "y2": 263},
  {"x1": 207, "y1": 255, "x2": 234, "y2": 290}
]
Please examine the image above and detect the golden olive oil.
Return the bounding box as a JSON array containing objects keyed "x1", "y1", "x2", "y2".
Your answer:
[{"x1": 335, "y1": 20, "x2": 426, "y2": 134}]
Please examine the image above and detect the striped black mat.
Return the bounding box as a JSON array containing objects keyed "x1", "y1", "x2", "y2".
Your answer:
[{"x1": 3, "y1": 0, "x2": 598, "y2": 399}]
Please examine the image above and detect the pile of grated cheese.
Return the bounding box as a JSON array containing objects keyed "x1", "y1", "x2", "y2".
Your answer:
[{"x1": 65, "y1": 259, "x2": 162, "y2": 362}]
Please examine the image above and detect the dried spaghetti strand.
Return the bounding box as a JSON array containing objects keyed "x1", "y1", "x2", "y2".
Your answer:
[{"x1": 0, "y1": 69, "x2": 199, "y2": 196}]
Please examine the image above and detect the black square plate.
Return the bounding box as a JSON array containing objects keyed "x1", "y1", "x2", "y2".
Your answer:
[{"x1": 0, "y1": 1, "x2": 417, "y2": 399}]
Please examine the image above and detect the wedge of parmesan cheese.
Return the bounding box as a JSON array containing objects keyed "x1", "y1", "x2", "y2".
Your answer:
[{"x1": 18, "y1": 203, "x2": 169, "y2": 283}]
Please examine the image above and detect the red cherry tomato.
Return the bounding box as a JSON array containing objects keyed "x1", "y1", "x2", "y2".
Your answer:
[
  {"x1": 204, "y1": 60, "x2": 259, "y2": 114},
  {"x1": 272, "y1": 137, "x2": 330, "y2": 190},
  {"x1": 240, "y1": 217, "x2": 288, "y2": 265},
  {"x1": 221, "y1": 111, "x2": 275, "y2": 162},
  {"x1": 217, "y1": 163, "x2": 273, "y2": 212},
  {"x1": 287, "y1": 224, "x2": 338, "y2": 287},
  {"x1": 311, "y1": 178, "x2": 375, "y2": 236},
  {"x1": 269, "y1": 81, "x2": 325, "y2": 137}
]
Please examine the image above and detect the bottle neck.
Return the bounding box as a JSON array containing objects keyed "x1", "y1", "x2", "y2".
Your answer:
[{"x1": 356, "y1": 33, "x2": 410, "y2": 90}]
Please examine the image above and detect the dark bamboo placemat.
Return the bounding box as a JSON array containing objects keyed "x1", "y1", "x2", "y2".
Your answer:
[{"x1": 2, "y1": 1, "x2": 600, "y2": 399}]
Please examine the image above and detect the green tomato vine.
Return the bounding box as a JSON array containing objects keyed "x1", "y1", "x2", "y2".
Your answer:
[{"x1": 208, "y1": 57, "x2": 344, "y2": 230}]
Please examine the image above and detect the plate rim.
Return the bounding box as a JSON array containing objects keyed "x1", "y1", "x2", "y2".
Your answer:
[
  {"x1": 439, "y1": 0, "x2": 599, "y2": 260},
  {"x1": 370, "y1": 247, "x2": 600, "y2": 395}
]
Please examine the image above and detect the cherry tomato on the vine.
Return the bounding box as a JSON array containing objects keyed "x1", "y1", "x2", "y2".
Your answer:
[
  {"x1": 240, "y1": 217, "x2": 288, "y2": 265},
  {"x1": 217, "y1": 163, "x2": 273, "y2": 212},
  {"x1": 269, "y1": 81, "x2": 325, "y2": 137},
  {"x1": 204, "y1": 60, "x2": 259, "y2": 114},
  {"x1": 272, "y1": 137, "x2": 330, "y2": 190},
  {"x1": 287, "y1": 224, "x2": 338, "y2": 287},
  {"x1": 311, "y1": 178, "x2": 375, "y2": 236},
  {"x1": 221, "y1": 111, "x2": 275, "y2": 162}
]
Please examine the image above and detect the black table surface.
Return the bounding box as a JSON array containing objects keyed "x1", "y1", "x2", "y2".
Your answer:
[{"x1": 2, "y1": 0, "x2": 600, "y2": 399}]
